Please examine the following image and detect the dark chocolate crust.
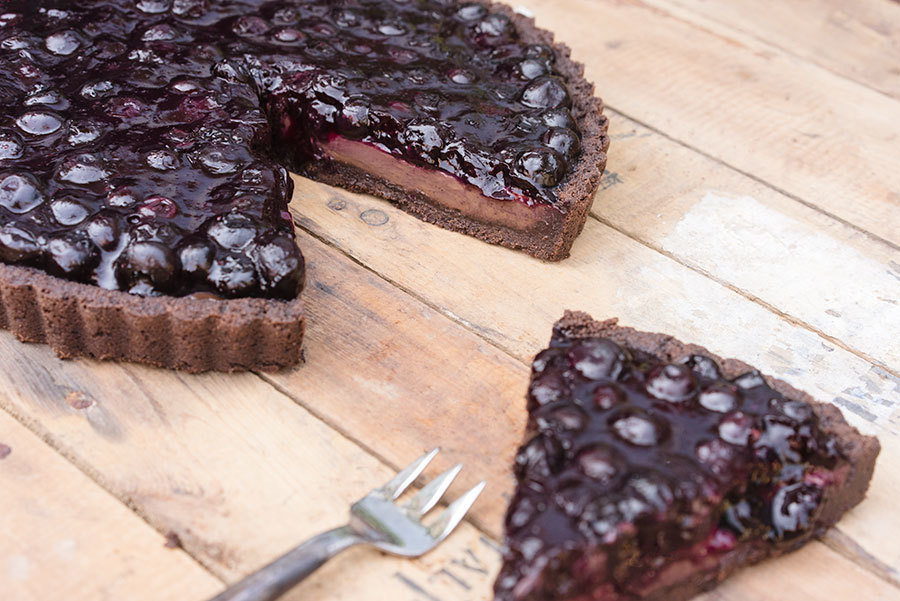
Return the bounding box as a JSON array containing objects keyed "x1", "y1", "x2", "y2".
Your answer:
[
  {"x1": 546, "y1": 310, "x2": 880, "y2": 601},
  {"x1": 304, "y1": 1, "x2": 609, "y2": 262},
  {"x1": 0, "y1": 262, "x2": 304, "y2": 373}
]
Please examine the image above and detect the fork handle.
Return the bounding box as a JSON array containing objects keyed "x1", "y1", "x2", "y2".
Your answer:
[{"x1": 209, "y1": 526, "x2": 362, "y2": 601}]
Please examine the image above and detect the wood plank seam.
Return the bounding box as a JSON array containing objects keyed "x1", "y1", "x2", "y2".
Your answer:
[
  {"x1": 0, "y1": 401, "x2": 229, "y2": 586},
  {"x1": 598, "y1": 109, "x2": 900, "y2": 253},
  {"x1": 648, "y1": 0, "x2": 900, "y2": 103},
  {"x1": 822, "y1": 529, "x2": 900, "y2": 589},
  {"x1": 588, "y1": 212, "x2": 900, "y2": 380}
]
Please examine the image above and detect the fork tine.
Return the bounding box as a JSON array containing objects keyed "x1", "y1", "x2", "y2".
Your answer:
[
  {"x1": 404, "y1": 464, "x2": 462, "y2": 517},
  {"x1": 377, "y1": 448, "x2": 439, "y2": 500},
  {"x1": 427, "y1": 481, "x2": 486, "y2": 541}
]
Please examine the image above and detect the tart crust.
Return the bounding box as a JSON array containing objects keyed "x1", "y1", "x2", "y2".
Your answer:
[{"x1": 0, "y1": 262, "x2": 304, "y2": 373}]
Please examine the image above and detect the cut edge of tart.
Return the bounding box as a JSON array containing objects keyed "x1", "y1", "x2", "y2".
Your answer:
[
  {"x1": 301, "y1": 0, "x2": 610, "y2": 262},
  {"x1": 495, "y1": 310, "x2": 880, "y2": 601},
  {"x1": 0, "y1": 262, "x2": 304, "y2": 373}
]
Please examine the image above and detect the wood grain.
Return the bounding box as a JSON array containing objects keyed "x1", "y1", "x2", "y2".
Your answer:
[
  {"x1": 515, "y1": 0, "x2": 900, "y2": 246},
  {"x1": 0, "y1": 411, "x2": 222, "y2": 601},
  {"x1": 659, "y1": 0, "x2": 900, "y2": 100},
  {"x1": 0, "y1": 332, "x2": 502, "y2": 601}
]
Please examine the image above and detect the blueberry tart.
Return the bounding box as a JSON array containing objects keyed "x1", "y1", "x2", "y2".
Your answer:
[{"x1": 0, "y1": 1, "x2": 608, "y2": 371}]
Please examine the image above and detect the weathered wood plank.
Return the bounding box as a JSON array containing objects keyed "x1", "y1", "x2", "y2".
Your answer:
[
  {"x1": 515, "y1": 0, "x2": 900, "y2": 246},
  {"x1": 288, "y1": 176, "x2": 900, "y2": 577},
  {"x1": 0, "y1": 410, "x2": 222, "y2": 601},
  {"x1": 658, "y1": 0, "x2": 900, "y2": 100},
  {"x1": 596, "y1": 111, "x2": 900, "y2": 371},
  {"x1": 0, "y1": 278, "x2": 502, "y2": 599}
]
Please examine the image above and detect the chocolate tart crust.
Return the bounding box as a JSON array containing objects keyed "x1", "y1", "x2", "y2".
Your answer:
[
  {"x1": 303, "y1": 1, "x2": 610, "y2": 262},
  {"x1": 543, "y1": 311, "x2": 880, "y2": 601},
  {"x1": 0, "y1": 263, "x2": 304, "y2": 373}
]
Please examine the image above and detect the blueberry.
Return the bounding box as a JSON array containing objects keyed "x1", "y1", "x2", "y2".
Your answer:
[
  {"x1": 536, "y1": 405, "x2": 587, "y2": 433},
  {"x1": 540, "y1": 108, "x2": 578, "y2": 130},
  {"x1": 528, "y1": 372, "x2": 568, "y2": 407},
  {"x1": 733, "y1": 370, "x2": 767, "y2": 390},
  {"x1": 646, "y1": 364, "x2": 697, "y2": 403},
  {"x1": 456, "y1": 4, "x2": 487, "y2": 21},
  {"x1": 117, "y1": 241, "x2": 177, "y2": 289},
  {"x1": 16, "y1": 111, "x2": 63, "y2": 136},
  {"x1": 401, "y1": 119, "x2": 445, "y2": 165},
  {"x1": 207, "y1": 212, "x2": 257, "y2": 250},
  {"x1": 770, "y1": 483, "x2": 822, "y2": 540},
  {"x1": 50, "y1": 198, "x2": 90, "y2": 226},
  {"x1": 520, "y1": 76, "x2": 571, "y2": 109},
  {"x1": 525, "y1": 44, "x2": 555, "y2": 63},
  {"x1": 542, "y1": 127, "x2": 581, "y2": 161},
  {"x1": 86, "y1": 214, "x2": 120, "y2": 251},
  {"x1": 0, "y1": 129, "x2": 25, "y2": 159},
  {"x1": 567, "y1": 338, "x2": 627, "y2": 380},
  {"x1": 253, "y1": 234, "x2": 305, "y2": 298},
  {"x1": 208, "y1": 254, "x2": 258, "y2": 296},
  {"x1": 0, "y1": 174, "x2": 44, "y2": 214},
  {"x1": 531, "y1": 348, "x2": 564, "y2": 374},
  {"x1": 178, "y1": 241, "x2": 214, "y2": 275},
  {"x1": 136, "y1": 196, "x2": 178, "y2": 220},
  {"x1": 44, "y1": 31, "x2": 81, "y2": 56},
  {"x1": 719, "y1": 412, "x2": 755, "y2": 446},
  {"x1": 515, "y1": 435, "x2": 563, "y2": 480},
  {"x1": 46, "y1": 234, "x2": 98, "y2": 279},
  {"x1": 698, "y1": 383, "x2": 740, "y2": 413},
  {"x1": 612, "y1": 413, "x2": 665, "y2": 447},
  {"x1": 593, "y1": 384, "x2": 624, "y2": 410},
  {"x1": 516, "y1": 147, "x2": 565, "y2": 187},
  {"x1": 577, "y1": 445, "x2": 622, "y2": 483},
  {"x1": 515, "y1": 58, "x2": 549, "y2": 80},
  {"x1": 0, "y1": 223, "x2": 40, "y2": 262},
  {"x1": 681, "y1": 354, "x2": 722, "y2": 379},
  {"x1": 232, "y1": 16, "x2": 268, "y2": 37}
]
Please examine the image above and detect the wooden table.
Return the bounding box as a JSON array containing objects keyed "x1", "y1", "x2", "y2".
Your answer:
[{"x1": 2, "y1": 1, "x2": 899, "y2": 599}]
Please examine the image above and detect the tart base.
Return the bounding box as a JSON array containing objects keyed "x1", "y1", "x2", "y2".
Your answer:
[{"x1": 0, "y1": 263, "x2": 304, "y2": 373}]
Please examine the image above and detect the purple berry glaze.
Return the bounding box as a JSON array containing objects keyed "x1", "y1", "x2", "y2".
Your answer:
[{"x1": 0, "y1": 0, "x2": 584, "y2": 298}]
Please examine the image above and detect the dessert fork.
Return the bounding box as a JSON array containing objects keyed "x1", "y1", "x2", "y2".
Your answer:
[{"x1": 210, "y1": 449, "x2": 486, "y2": 601}]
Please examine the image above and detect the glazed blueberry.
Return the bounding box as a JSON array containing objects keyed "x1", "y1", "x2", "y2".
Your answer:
[
  {"x1": 520, "y1": 76, "x2": 571, "y2": 109},
  {"x1": 645, "y1": 363, "x2": 697, "y2": 402},
  {"x1": 117, "y1": 241, "x2": 177, "y2": 291},
  {"x1": 46, "y1": 234, "x2": 98, "y2": 279},
  {"x1": 516, "y1": 147, "x2": 565, "y2": 187}
]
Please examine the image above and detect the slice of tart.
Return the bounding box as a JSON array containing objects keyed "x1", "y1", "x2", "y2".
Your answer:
[
  {"x1": 0, "y1": 1, "x2": 609, "y2": 371},
  {"x1": 495, "y1": 311, "x2": 879, "y2": 601}
]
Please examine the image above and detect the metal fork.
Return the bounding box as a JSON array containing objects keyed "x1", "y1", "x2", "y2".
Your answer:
[{"x1": 210, "y1": 449, "x2": 486, "y2": 601}]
